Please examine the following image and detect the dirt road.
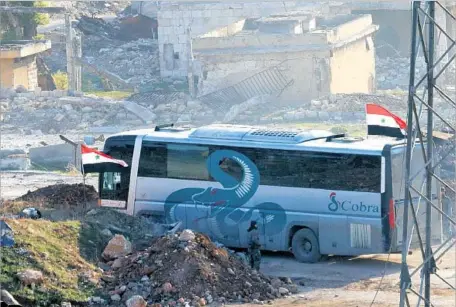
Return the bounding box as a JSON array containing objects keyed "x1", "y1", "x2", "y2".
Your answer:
[{"x1": 247, "y1": 249, "x2": 455, "y2": 306}]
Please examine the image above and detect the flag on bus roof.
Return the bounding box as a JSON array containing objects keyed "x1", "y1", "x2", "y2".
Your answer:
[
  {"x1": 366, "y1": 103, "x2": 407, "y2": 138},
  {"x1": 81, "y1": 144, "x2": 128, "y2": 174}
]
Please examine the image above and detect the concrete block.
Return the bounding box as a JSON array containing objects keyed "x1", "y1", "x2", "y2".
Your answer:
[
  {"x1": 54, "y1": 114, "x2": 65, "y2": 122},
  {"x1": 0, "y1": 156, "x2": 29, "y2": 170},
  {"x1": 29, "y1": 143, "x2": 79, "y2": 170},
  {"x1": 123, "y1": 101, "x2": 157, "y2": 123}
]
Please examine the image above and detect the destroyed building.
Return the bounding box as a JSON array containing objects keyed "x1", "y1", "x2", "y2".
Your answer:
[
  {"x1": 0, "y1": 40, "x2": 51, "y2": 91},
  {"x1": 192, "y1": 13, "x2": 379, "y2": 103},
  {"x1": 155, "y1": 1, "x2": 349, "y2": 79}
]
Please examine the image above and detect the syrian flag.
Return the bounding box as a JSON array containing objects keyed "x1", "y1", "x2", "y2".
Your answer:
[
  {"x1": 366, "y1": 104, "x2": 407, "y2": 138},
  {"x1": 81, "y1": 144, "x2": 128, "y2": 173}
]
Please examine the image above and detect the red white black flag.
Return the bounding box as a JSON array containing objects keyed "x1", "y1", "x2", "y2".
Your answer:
[
  {"x1": 81, "y1": 144, "x2": 128, "y2": 173},
  {"x1": 366, "y1": 104, "x2": 407, "y2": 138}
]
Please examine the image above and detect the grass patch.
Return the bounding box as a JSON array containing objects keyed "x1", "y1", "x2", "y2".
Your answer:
[
  {"x1": 0, "y1": 219, "x2": 99, "y2": 305},
  {"x1": 85, "y1": 90, "x2": 133, "y2": 100}
]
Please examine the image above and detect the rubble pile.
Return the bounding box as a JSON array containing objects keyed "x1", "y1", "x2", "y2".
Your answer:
[
  {"x1": 376, "y1": 56, "x2": 427, "y2": 90},
  {"x1": 77, "y1": 15, "x2": 120, "y2": 39},
  {"x1": 15, "y1": 183, "x2": 98, "y2": 208},
  {"x1": 84, "y1": 38, "x2": 160, "y2": 87},
  {"x1": 52, "y1": 1, "x2": 130, "y2": 18},
  {"x1": 98, "y1": 230, "x2": 298, "y2": 306},
  {"x1": 0, "y1": 94, "x2": 144, "y2": 134},
  {"x1": 0, "y1": 90, "x2": 220, "y2": 134},
  {"x1": 376, "y1": 56, "x2": 456, "y2": 90},
  {"x1": 80, "y1": 208, "x2": 167, "y2": 261}
]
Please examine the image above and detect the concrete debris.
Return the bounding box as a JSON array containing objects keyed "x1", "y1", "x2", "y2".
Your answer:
[
  {"x1": 102, "y1": 234, "x2": 133, "y2": 261},
  {"x1": 376, "y1": 56, "x2": 426, "y2": 90},
  {"x1": 97, "y1": 231, "x2": 298, "y2": 306},
  {"x1": 19, "y1": 207, "x2": 42, "y2": 220},
  {"x1": 0, "y1": 289, "x2": 22, "y2": 307},
  {"x1": 123, "y1": 101, "x2": 157, "y2": 123},
  {"x1": 17, "y1": 269, "x2": 44, "y2": 287},
  {"x1": 178, "y1": 229, "x2": 195, "y2": 242},
  {"x1": 28, "y1": 143, "x2": 79, "y2": 170},
  {"x1": 77, "y1": 15, "x2": 120, "y2": 39},
  {"x1": 0, "y1": 220, "x2": 15, "y2": 247},
  {"x1": 0, "y1": 149, "x2": 29, "y2": 171},
  {"x1": 84, "y1": 38, "x2": 160, "y2": 88},
  {"x1": 223, "y1": 95, "x2": 269, "y2": 123},
  {"x1": 126, "y1": 295, "x2": 147, "y2": 307}
]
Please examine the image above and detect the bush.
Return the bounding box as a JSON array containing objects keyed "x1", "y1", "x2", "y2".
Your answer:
[
  {"x1": 33, "y1": 1, "x2": 50, "y2": 26},
  {"x1": 33, "y1": 34, "x2": 45, "y2": 40},
  {"x1": 52, "y1": 71, "x2": 68, "y2": 90}
]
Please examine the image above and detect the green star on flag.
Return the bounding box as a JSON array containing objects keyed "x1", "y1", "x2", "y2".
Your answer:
[{"x1": 95, "y1": 155, "x2": 100, "y2": 160}]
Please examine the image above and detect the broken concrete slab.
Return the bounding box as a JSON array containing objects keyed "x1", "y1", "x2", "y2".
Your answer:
[
  {"x1": 0, "y1": 156, "x2": 29, "y2": 171},
  {"x1": 0, "y1": 149, "x2": 29, "y2": 170},
  {"x1": 0, "y1": 221, "x2": 15, "y2": 248},
  {"x1": 29, "y1": 143, "x2": 80, "y2": 170},
  {"x1": 0, "y1": 289, "x2": 22, "y2": 306},
  {"x1": 0, "y1": 149, "x2": 25, "y2": 159},
  {"x1": 123, "y1": 100, "x2": 157, "y2": 123}
]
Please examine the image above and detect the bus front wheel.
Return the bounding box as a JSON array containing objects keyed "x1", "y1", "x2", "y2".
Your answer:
[{"x1": 291, "y1": 228, "x2": 321, "y2": 263}]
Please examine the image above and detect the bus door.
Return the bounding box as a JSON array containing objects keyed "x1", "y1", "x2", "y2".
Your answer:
[
  {"x1": 98, "y1": 136, "x2": 140, "y2": 214},
  {"x1": 392, "y1": 144, "x2": 442, "y2": 250}
]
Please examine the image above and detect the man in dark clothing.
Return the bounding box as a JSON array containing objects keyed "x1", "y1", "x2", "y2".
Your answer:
[{"x1": 247, "y1": 221, "x2": 261, "y2": 271}]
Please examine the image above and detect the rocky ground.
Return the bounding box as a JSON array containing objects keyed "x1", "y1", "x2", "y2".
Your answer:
[
  {"x1": 376, "y1": 56, "x2": 456, "y2": 90},
  {"x1": 96, "y1": 230, "x2": 299, "y2": 306}
]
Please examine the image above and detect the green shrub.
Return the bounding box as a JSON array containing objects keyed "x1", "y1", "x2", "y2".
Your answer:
[{"x1": 52, "y1": 71, "x2": 69, "y2": 90}]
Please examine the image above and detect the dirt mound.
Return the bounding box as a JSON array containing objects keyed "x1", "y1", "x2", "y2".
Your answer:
[
  {"x1": 79, "y1": 208, "x2": 167, "y2": 262},
  {"x1": 100, "y1": 231, "x2": 297, "y2": 306},
  {"x1": 14, "y1": 183, "x2": 98, "y2": 208}
]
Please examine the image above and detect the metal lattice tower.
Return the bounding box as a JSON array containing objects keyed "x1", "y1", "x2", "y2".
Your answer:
[{"x1": 399, "y1": 1, "x2": 456, "y2": 307}]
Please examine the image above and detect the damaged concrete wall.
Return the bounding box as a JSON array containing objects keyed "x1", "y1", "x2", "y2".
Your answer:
[
  {"x1": 195, "y1": 51, "x2": 326, "y2": 103},
  {"x1": 352, "y1": 9, "x2": 411, "y2": 57},
  {"x1": 329, "y1": 38, "x2": 376, "y2": 94},
  {"x1": 0, "y1": 59, "x2": 14, "y2": 88},
  {"x1": 194, "y1": 14, "x2": 377, "y2": 103},
  {"x1": 157, "y1": 1, "x2": 319, "y2": 78}
]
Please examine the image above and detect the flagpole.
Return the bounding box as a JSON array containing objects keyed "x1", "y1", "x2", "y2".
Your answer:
[
  {"x1": 80, "y1": 142, "x2": 87, "y2": 213},
  {"x1": 365, "y1": 103, "x2": 368, "y2": 139}
]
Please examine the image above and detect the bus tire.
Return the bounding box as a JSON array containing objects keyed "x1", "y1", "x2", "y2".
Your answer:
[{"x1": 291, "y1": 228, "x2": 321, "y2": 263}]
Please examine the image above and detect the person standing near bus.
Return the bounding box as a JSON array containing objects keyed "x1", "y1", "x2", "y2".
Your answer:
[
  {"x1": 247, "y1": 221, "x2": 261, "y2": 270},
  {"x1": 441, "y1": 187, "x2": 453, "y2": 238}
]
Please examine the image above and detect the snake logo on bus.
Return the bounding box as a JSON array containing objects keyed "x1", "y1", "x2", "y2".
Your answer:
[{"x1": 328, "y1": 192, "x2": 379, "y2": 214}]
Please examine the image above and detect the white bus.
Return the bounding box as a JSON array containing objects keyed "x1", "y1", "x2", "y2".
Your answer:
[{"x1": 96, "y1": 124, "x2": 440, "y2": 262}]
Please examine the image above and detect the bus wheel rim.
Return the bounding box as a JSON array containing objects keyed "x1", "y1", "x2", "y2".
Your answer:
[{"x1": 302, "y1": 240, "x2": 312, "y2": 252}]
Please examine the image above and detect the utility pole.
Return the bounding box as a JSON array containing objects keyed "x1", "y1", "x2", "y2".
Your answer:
[
  {"x1": 65, "y1": 13, "x2": 75, "y2": 95},
  {"x1": 187, "y1": 28, "x2": 195, "y2": 98},
  {"x1": 74, "y1": 31, "x2": 82, "y2": 93},
  {"x1": 399, "y1": 1, "x2": 456, "y2": 306}
]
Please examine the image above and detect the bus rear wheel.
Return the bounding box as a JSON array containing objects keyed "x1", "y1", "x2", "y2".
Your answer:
[{"x1": 291, "y1": 228, "x2": 321, "y2": 263}]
